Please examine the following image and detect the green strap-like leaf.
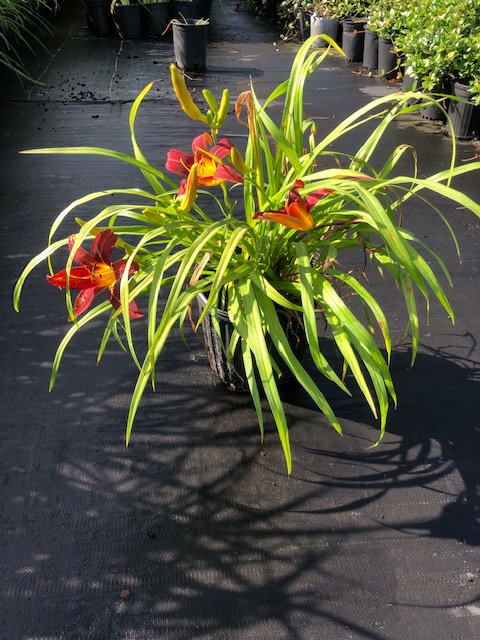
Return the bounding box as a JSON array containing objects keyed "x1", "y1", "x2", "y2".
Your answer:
[
  {"x1": 128, "y1": 82, "x2": 168, "y2": 195},
  {"x1": 254, "y1": 285, "x2": 343, "y2": 438},
  {"x1": 295, "y1": 244, "x2": 351, "y2": 392},
  {"x1": 236, "y1": 279, "x2": 292, "y2": 474}
]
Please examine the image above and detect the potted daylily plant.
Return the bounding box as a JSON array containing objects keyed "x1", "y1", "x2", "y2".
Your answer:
[{"x1": 13, "y1": 38, "x2": 480, "y2": 474}]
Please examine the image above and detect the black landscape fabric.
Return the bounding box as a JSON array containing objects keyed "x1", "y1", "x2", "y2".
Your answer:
[{"x1": 1, "y1": 1, "x2": 479, "y2": 639}]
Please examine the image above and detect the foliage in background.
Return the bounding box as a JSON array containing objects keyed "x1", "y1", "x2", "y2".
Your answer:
[
  {"x1": 275, "y1": 0, "x2": 480, "y2": 102},
  {"x1": 0, "y1": 0, "x2": 58, "y2": 83},
  {"x1": 393, "y1": 0, "x2": 480, "y2": 101},
  {"x1": 242, "y1": 0, "x2": 281, "y2": 22},
  {"x1": 277, "y1": 0, "x2": 370, "y2": 40}
]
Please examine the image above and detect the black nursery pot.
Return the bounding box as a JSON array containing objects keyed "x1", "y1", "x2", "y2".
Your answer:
[
  {"x1": 402, "y1": 73, "x2": 423, "y2": 106},
  {"x1": 83, "y1": 0, "x2": 115, "y2": 37},
  {"x1": 419, "y1": 82, "x2": 448, "y2": 122},
  {"x1": 377, "y1": 36, "x2": 397, "y2": 79},
  {"x1": 142, "y1": 2, "x2": 170, "y2": 37},
  {"x1": 172, "y1": 18, "x2": 208, "y2": 71},
  {"x1": 113, "y1": 3, "x2": 143, "y2": 39},
  {"x1": 447, "y1": 81, "x2": 480, "y2": 140},
  {"x1": 310, "y1": 15, "x2": 340, "y2": 48},
  {"x1": 196, "y1": 293, "x2": 306, "y2": 392},
  {"x1": 362, "y1": 29, "x2": 378, "y2": 70},
  {"x1": 295, "y1": 9, "x2": 310, "y2": 42},
  {"x1": 342, "y1": 19, "x2": 366, "y2": 62}
]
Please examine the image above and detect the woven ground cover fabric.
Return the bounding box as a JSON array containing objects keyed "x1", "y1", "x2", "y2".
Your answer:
[{"x1": 0, "y1": 1, "x2": 479, "y2": 638}]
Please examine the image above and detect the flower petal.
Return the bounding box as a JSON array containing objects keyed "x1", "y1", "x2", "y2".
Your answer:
[
  {"x1": 47, "y1": 266, "x2": 94, "y2": 289},
  {"x1": 112, "y1": 258, "x2": 140, "y2": 281},
  {"x1": 285, "y1": 201, "x2": 315, "y2": 230},
  {"x1": 110, "y1": 283, "x2": 143, "y2": 318},
  {"x1": 92, "y1": 229, "x2": 116, "y2": 264},
  {"x1": 196, "y1": 153, "x2": 219, "y2": 184},
  {"x1": 214, "y1": 164, "x2": 244, "y2": 184},
  {"x1": 211, "y1": 138, "x2": 234, "y2": 159},
  {"x1": 254, "y1": 208, "x2": 313, "y2": 230},
  {"x1": 287, "y1": 180, "x2": 304, "y2": 208},
  {"x1": 68, "y1": 235, "x2": 95, "y2": 268},
  {"x1": 305, "y1": 188, "x2": 333, "y2": 211},
  {"x1": 166, "y1": 149, "x2": 193, "y2": 176},
  {"x1": 71, "y1": 286, "x2": 103, "y2": 318},
  {"x1": 192, "y1": 132, "x2": 212, "y2": 154}
]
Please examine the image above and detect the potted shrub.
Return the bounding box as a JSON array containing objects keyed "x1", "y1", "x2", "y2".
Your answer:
[
  {"x1": 278, "y1": 1, "x2": 313, "y2": 42},
  {"x1": 396, "y1": 5, "x2": 450, "y2": 117},
  {"x1": 13, "y1": 39, "x2": 480, "y2": 474},
  {"x1": 335, "y1": 0, "x2": 370, "y2": 19},
  {"x1": 446, "y1": 29, "x2": 480, "y2": 139},
  {"x1": 308, "y1": 1, "x2": 341, "y2": 48},
  {"x1": 396, "y1": 0, "x2": 480, "y2": 122},
  {"x1": 336, "y1": 0, "x2": 371, "y2": 62},
  {"x1": 365, "y1": 0, "x2": 407, "y2": 79}
]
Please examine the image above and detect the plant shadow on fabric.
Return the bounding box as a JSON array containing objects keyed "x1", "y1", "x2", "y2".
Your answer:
[
  {"x1": 284, "y1": 337, "x2": 480, "y2": 547},
  {"x1": 4, "y1": 341, "x2": 479, "y2": 639},
  {"x1": 13, "y1": 36, "x2": 480, "y2": 474}
]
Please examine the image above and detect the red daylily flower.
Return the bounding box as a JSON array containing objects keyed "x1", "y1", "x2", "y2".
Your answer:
[
  {"x1": 254, "y1": 180, "x2": 332, "y2": 231},
  {"x1": 47, "y1": 229, "x2": 143, "y2": 319},
  {"x1": 166, "y1": 132, "x2": 244, "y2": 190}
]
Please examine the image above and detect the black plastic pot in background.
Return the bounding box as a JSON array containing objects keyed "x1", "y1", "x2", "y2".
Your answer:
[
  {"x1": 310, "y1": 15, "x2": 339, "y2": 48},
  {"x1": 142, "y1": 1, "x2": 170, "y2": 36},
  {"x1": 295, "y1": 9, "x2": 310, "y2": 42},
  {"x1": 113, "y1": 3, "x2": 143, "y2": 39},
  {"x1": 171, "y1": 0, "x2": 212, "y2": 20},
  {"x1": 377, "y1": 36, "x2": 398, "y2": 79},
  {"x1": 402, "y1": 73, "x2": 420, "y2": 92},
  {"x1": 447, "y1": 81, "x2": 480, "y2": 140},
  {"x1": 419, "y1": 101, "x2": 447, "y2": 121},
  {"x1": 342, "y1": 18, "x2": 366, "y2": 62},
  {"x1": 172, "y1": 18, "x2": 208, "y2": 71},
  {"x1": 419, "y1": 81, "x2": 448, "y2": 122},
  {"x1": 401, "y1": 72, "x2": 423, "y2": 106},
  {"x1": 362, "y1": 29, "x2": 378, "y2": 70},
  {"x1": 83, "y1": 0, "x2": 115, "y2": 37}
]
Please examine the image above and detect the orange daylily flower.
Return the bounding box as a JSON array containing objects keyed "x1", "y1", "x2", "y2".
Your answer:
[
  {"x1": 166, "y1": 132, "x2": 244, "y2": 192},
  {"x1": 254, "y1": 180, "x2": 332, "y2": 231},
  {"x1": 46, "y1": 229, "x2": 142, "y2": 319}
]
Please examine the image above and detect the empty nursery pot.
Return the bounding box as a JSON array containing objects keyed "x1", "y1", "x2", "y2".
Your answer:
[{"x1": 172, "y1": 18, "x2": 208, "y2": 71}]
